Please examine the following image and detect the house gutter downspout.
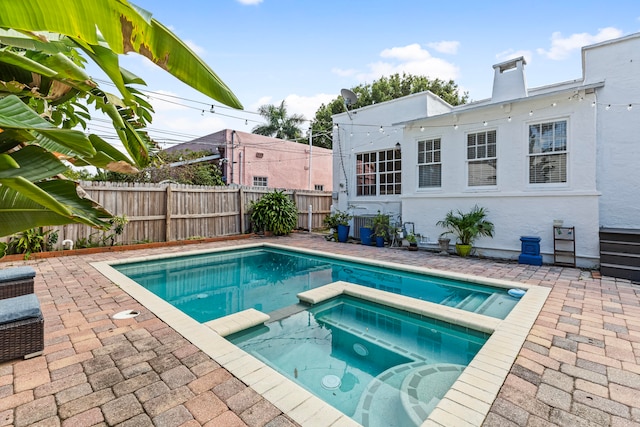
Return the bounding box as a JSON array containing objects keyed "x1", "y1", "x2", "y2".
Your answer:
[{"x1": 230, "y1": 130, "x2": 235, "y2": 184}]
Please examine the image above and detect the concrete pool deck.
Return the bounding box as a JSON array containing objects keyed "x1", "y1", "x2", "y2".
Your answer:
[{"x1": 1, "y1": 233, "x2": 639, "y2": 426}]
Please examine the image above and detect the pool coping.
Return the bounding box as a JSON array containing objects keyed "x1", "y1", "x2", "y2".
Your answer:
[{"x1": 91, "y1": 242, "x2": 550, "y2": 427}]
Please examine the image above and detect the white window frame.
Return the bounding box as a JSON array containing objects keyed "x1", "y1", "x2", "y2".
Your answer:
[
  {"x1": 417, "y1": 137, "x2": 442, "y2": 189},
  {"x1": 253, "y1": 176, "x2": 268, "y2": 187},
  {"x1": 356, "y1": 148, "x2": 402, "y2": 196},
  {"x1": 527, "y1": 119, "x2": 568, "y2": 186},
  {"x1": 466, "y1": 129, "x2": 497, "y2": 188}
]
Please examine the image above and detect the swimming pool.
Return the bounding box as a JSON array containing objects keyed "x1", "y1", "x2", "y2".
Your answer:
[
  {"x1": 230, "y1": 295, "x2": 488, "y2": 426},
  {"x1": 93, "y1": 242, "x2": 550, "y2": 426},
  {"x1": 113, "y1": 246, "x2": 518, "y2": 321}
]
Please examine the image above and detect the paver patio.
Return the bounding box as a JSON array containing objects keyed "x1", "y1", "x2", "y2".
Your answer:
[{"x1": 0, "y1": 233, "x2": 638, "y2": 426}]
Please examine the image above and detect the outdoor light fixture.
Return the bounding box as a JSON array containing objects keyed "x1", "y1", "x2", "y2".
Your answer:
[{"x1": 395, "y1": 142, "x2": 401, "y2": 152}]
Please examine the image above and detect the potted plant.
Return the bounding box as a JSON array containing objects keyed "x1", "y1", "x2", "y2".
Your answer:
[
  {"x1": 406, "y1": 232, "x2": 418, "y2": 251},
  {"x1": 359, "y1": 218, "x2": 373, "y2": 246},
  {"x1": 436, "y1": 205, "x2": 494, "y2": 257},
  {"x1": 372, "y1": 211, "x2": 390, "y2": 247},
  {"x1": 324, "y1": 210, "x2": 352, "y2": 242},
  {"x1": 250, "y1": 190, "x2": 298, "y2": 236}
]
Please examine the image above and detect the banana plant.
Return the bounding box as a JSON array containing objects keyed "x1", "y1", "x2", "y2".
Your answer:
[{"x1": 0, "y1": 0, "x2": 242, "y2": 238}]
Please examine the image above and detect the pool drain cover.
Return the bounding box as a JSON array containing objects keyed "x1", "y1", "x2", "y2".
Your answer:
[
  {"x1": 321, "y1": 375, "x2": 341, "y2": 390},
  {"x1": 353, "y1": 343, "x2": 369, "y2": 356},
  {"x1": 112, "y1": 309, "x2": 140, "y2": 319}
]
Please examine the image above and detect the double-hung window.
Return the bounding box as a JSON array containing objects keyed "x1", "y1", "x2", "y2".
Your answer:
[
  {"x1": 467, "y1": 130, "x2": 497, "y2": 187},
  {"x1": 418, "y1": 138, "x2": 441, "y2": 188},
  {"x1": 528, "y1": 120, "x2": 567, "y2": 184},
  {"x1": 356, "y1": 149, "x2": 402, "y2": 196},
  {"x1": 253, "y1": 176, "x2": 268, "y2": 187}
]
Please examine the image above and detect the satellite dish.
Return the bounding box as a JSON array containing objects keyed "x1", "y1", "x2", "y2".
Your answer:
[{"x1": 341, "y1": 88, "x2": 358, "y2": 107}]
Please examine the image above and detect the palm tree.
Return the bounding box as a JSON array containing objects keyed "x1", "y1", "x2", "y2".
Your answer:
[
  {"x1": 252, "y1": 101, "x2": 305, "y2": 141},
  {"x1": 0, "y1": 0, "x2": 242, "y2": 243}
]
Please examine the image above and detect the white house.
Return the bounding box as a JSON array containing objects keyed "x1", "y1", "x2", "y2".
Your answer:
[{"x1": 332, "y1": 32, "x2": 640, "y2": 272}]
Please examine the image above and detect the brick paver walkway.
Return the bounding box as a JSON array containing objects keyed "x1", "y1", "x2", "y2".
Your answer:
[{"x1": 1, "y1": 233, "x2": 638, "y2": 426}]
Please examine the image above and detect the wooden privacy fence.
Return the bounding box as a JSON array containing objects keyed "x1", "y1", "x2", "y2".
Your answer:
[{"x1": 19, "y1": 182, "x2": 332, "y2": 249}]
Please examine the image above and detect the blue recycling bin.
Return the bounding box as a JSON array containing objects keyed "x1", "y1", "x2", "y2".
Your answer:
[{"x1": 519, "y1": 236, "x2": 542, "y2": 266}]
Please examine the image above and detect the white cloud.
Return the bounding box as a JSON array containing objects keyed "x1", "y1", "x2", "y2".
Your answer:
[
  {"x1": 495, "y1": 48, "x2": 533, "y2": 64},
  {"x1": 537, "y1": 27, "x2": 623, "y2": 60},
  {"x1": 236, "y1": 0, "x2": 263, "y2": 4},
  {"x1": 357, "y1": 43, "x2": 459, "y2": 82},
  {"x1": 331, "y1": 67, "x2": 358, "y2": 77},
  {"x1": 427, "y1": 40, "x2": 460, "y2": 55},
  {"x1": 284, "y1": 93, "x2": 337, "y2": 122},
  {"x1": 249, "y1": 96, "x2": 273, "y2": 112},
  {"x1": 184, "y1": 40, "x2": 205, "y2": 56}
]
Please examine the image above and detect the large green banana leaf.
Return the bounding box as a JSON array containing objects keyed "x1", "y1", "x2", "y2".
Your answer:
[{"x1": 0, "y1": 0, "x2": 243, "y2": 109}]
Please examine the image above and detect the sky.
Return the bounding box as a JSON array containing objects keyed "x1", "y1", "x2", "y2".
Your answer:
[{"x1": 91, "y1": 0, "x2": 640, "y2": 149}]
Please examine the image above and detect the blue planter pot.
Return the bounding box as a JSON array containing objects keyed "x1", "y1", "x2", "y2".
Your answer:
[
  {"x1": 337, "y1": 224, "x2": 350, "y2": 242},
  {"x1": 360, "y1": 227, "x2": 372, "y2": 245},
  {"x1": 375, "y1": 236, "x2": 385, "y2": 247}
]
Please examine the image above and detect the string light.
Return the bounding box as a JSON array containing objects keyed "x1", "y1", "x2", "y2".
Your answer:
[
  {"x1": 628, "y1": 104, "x2": 633, "y2": 111},
  {"x1": 483, "y1": 121, "x2": 488, "y2": 127},
  {"x1": 507, "y1": 116, "x2": 512, "y2": 122},
  {"x1": 591, "y1": 101, "x2": 596, "y2": 107},
  {"x1": 420, "y1": 126, "x2": 425, "y2": 132},
  {"x1": 379, "y1": 126, "x2": 384, "y2": 133},
  {"x1": 453, "y1": 124, "x2": 458, "y2": 130},
  {"x1": 209, "y1": 105, "x2": 215, "y2": 113},
  {"x1": 529, "y1": 110, "x2": 533, "y2": 116},
  {"x1": 551, "y1": 102, "x2": 557, "y2": 107},
  {"x1": 606, "y1": 104, "x2": 611, "y2": 110}
]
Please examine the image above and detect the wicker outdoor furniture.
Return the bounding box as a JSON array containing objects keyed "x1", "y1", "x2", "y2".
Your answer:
[{"x1": 0, "y1": 266, "x2": 44, "y2": 362}]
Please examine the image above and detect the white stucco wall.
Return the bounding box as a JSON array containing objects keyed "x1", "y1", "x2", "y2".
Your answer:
[
  {"x1": 582, "y1": 34, "x2": 640, "y2": 228},
  {"x1": 401, "y1": 94, "x2": 600, "y2": 268}
]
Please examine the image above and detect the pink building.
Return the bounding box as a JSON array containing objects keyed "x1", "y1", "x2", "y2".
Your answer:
[{"x1": 165, "y1": 129, "x2": 333, "y2": 191}]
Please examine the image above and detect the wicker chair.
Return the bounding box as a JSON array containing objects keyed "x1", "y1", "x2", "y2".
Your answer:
[{"x1": 0, "y1": 267, "x2": 43, "y2": 362}]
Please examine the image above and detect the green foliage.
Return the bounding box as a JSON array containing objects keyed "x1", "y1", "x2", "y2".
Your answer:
[
  {"x1": 75, "y1": 214, "x2": 128, "y2": 248},
  {"x1": 249, "y1": 191, "x2": 298, "y2": 236},
  {"x1": 0, "y1": 1, "x2": 241, "y2": 238},
  {"x1": 406, "y1": 232, "x2": 417, "y2": 244},
  {"x1": 6, "y1": 227, "x2": 58, "y2": 259},
  {"x1": 94, "y1": 150, "x2": 225, "y2": 186},
  {"x1": 252, "y1": 100, "x2": 306, "y2": 141},
  {"x1": 372, "y1": 211, "x2": 390, "y2": 238},
  {"x1": 436, "y1": 205, "x2": 495, "y2": 246},
  {"x1": 312, "y1": 73, "x2": 468, "y2": 148},
  {"x1": 323, "y1": 210, "x2": 352, "y2": 228}
]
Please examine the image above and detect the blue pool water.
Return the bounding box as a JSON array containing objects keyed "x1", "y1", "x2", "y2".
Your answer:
[
  {"x1": 114, "y1": 247, "x2": 518, "y2": 322},
  {"x1": 230, "y1": 295, "x2": 487, "y2": 426}
]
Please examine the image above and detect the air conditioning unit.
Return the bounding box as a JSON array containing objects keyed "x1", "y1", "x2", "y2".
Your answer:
[{"x1": 352, "y1": 215, "x2": 375, "y2": 239}]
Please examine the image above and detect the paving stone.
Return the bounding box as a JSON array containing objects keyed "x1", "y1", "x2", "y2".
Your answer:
[
  {"x1": 265, "y1": 415, "x2": 299, "y2": 427},
  {"x1": 88, "y1": 367, "x2": 124, "y2": 391},
  {"x1": 124, "y1": 329, "x2": 152, "y2": 342},
  {"x1": 34, "y1": 372, "x2": 87, "y2": 399},
  {"x1": 536, "y1": 384, "x2": 572, "y2": 411},
  {"x1": 567, "y1": 334, "x2": 605, "y2": 348},
  {"x1": 572, "y1": 402, "x2": 611, "y2": 426},
  {"x1": 0, "y1": 409, "x2": 13, "y2": 427},
  {"x1": 115, "y1": 351, "x2": 156, "y2": 371},
  {"x1": 135, "y1": 381, "x2": 170, "y2": 403},
  {"x1": 60, "y1": 407, "x2": 103, "y2": 427},
  {"x1": 112, "y1": 371, "x2": 159, "y2": 397},
  {"x1": 489, "y1": 397, "x2": 529, "y2": 426},
  {"x1": 29, "y1": 415, "x2": 61, "y2": 427},
  {"x1": 50, "y1": 363, "x2": 84, "y2": 382},
  {"x1": 482, "y1": 413, "x2": 520, "y2": 427},
  {"x1": 190, "y1": 360, "x2": 220, "y2": 377},
  {"x1": 14, "y1": 395, "x2": 57, "y2": 427},
  {"x1": 576, "y1": 358, "x2": 608, "y2": 375},
  {"x1": 548, "y1": 408, "x2": 602, "y2": 427},
  {"x1": 226, "y1": 387, "x2": 262, "y2": 414},
  {"x1": 121, "y1": 362, "x2": 154, "y2": 380},
  {"x1": 184, "y1": 391, "x2": 227, "y2": 423},
  {"x1": 0, "y1": 390, "x2": 33, "y2": 412},
  {"x1": 212, "y1": 377, "x2": 246, "y2": 401},
  {"x1": 159, "y1": 365, "x2": 197, "y2": 389},
  {"x1": 541, "y1": 368, "x2": 574, "y2": 393},
  {"x1": 239, "y1": 399, "x2": 281, "y2": 427},
  {"x1": 189, "y1": 368, "x2": 233, "y2": 395},
  {"x1": 552, "y1": 335, "x2": 579, "y2": 352},
  {"x1": 82, "y1": 355, "x2": 115, "y2": 375},
  {"x1": 58, "y1": 388, "x2": 115, "y2": 419},
  {"x1": 131, "y1": 337, "x2": 161, "y2": 352},
  {"x1": 101, "y1": 393, "x2": 144, "y2": 425},
  {"x1": 151, "y1": 405, "x2": 193, "y2": 426},
  {"x1": 607, "y1": 366, "x2": 640, "y2": 389},
  {"x1": 55, "y1": 383, "x2": 92, "y2": 406},
  {"x1": 142, "y1": 386, "x2": 194, "y2": 417},
  {"x1": 148, "y1": 353, "x2": 181, "y2": 374},
  {"x1": 114, "y1": 413, "x2": 153, "y2": 427},
  {"x1": 511, "y1": 363, "x2": 542, "y2": 387},
  {"x1": 573, "y1": 390, "x2": 631, "y2": 418},
  {"x1": 560, "y1": 363, "x2": 608, "y2": 386}
]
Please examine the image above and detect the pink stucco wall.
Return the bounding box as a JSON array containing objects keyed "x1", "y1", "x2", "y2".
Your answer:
[{"x1": 225, "y1": 130, "x2": 332, "y2": 190}]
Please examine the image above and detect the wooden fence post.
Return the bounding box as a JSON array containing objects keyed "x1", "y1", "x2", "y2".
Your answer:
[
  {"x1": 165, "y1": 184, "x2": 172, "y2": 241},
  {"x1": 239, "y1": 186, "x2": 245, "y2": 234}
]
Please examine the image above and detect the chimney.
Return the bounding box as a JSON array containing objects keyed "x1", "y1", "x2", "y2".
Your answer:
[{"x1": 492, "y1": 57, "x2": 527, "y2": 103}]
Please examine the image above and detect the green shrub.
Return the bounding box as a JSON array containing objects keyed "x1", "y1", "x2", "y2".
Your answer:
[{"x1": 250, "y1": 190, "x2": 298, "y2": 236}]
